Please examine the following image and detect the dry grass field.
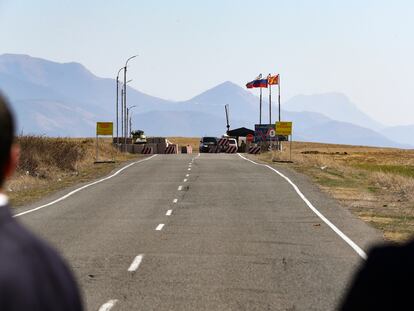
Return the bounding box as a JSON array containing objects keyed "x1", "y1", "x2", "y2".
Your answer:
[
  {"x1": 168, "y1": 137, "x2": 200, "y2": 151},
  {"x1": 257, "y1": 141, "x2": 414, "y2": 242},
  {"x1": 7, "y1": 136, "x2": 139, "y2": 207}
]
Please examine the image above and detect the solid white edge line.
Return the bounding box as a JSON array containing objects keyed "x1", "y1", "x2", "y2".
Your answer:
[
  {"x1": 178, "y1": 185, "x2": 183, "y2": 191},
  {"x1": 14, "y1": 155, "x2": 158, "y2": 218},
  {"x1": 128, "y1": 254, "x2": 144, "y2": 272},
  {"x1": 156, "y1": 224, "x2": 165, "y2": 231},
  {"x1": 166, "y1": 209, "x2": 172, "y2": 216},
  {"x1": 173, "y1": 198, "x2": 178, "y2": 204},
  {"x1": 237, "y1": 153, "x2": 367, "y2": 260},
  {"x1": 99, "y1": 299, "x2": 118, "y2": 311}
]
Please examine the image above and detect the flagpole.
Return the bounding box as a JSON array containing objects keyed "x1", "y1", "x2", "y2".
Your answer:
[
  {"x1": 269, "y1": 83, "x2": 272, "y2": 124},
  {"x1": 259, "y1": 87, "x2": 262, "y2": 125},
  {"x1": 278, "y1": 74, "x2": 281, "y2": 122}
]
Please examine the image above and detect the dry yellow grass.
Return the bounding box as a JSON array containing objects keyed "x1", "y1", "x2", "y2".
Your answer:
[
  {"x1": 257, "y1": 141, "x2": 414, "y2": 242},
  {"x1": 7, "y1": 136, "x2": 140, "y2": 207},
  {"x1": 168, "y1": 137, "x2": 200, "y2": 151}
]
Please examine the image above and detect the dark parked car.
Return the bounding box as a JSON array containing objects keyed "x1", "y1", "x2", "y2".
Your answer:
[{"x1": 199, "y1": 136, "x2": 217, "y2": 153}]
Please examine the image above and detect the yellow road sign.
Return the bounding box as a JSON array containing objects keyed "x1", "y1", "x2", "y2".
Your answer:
[
  {"x1": 275, "y1": 121, "x2": 292, "y2": 136},
  {"x1": 96, "y1": 122, "x2": 113, "y2": 136}
]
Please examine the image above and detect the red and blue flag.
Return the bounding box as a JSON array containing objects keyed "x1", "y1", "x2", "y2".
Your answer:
[{"x1": 246, "y1": 76, "x2": 268, "y2": 89}]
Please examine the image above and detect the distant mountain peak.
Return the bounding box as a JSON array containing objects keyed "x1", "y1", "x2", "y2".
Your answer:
[
  {"x1": 0, "y1": 53, "x2": 94, "y2": 79},
  {"x1": 285, "y1": 92, "x2": 385, "y2": 131}
]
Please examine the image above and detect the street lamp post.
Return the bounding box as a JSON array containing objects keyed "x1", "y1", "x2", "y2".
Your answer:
[
  {"x1": 116, "y1": 67, "x2": 124, "y2": 146},
  {"x1": 123, "y1": 54, "x2": 138, "y2": 147},
  {"x1": 119, "y1": 79, "x2": 132, "y2": 151}
]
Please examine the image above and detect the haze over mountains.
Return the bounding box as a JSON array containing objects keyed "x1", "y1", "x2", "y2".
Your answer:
[{"x1": 0, "y1": 54, "x2": 411, "y2": 148}]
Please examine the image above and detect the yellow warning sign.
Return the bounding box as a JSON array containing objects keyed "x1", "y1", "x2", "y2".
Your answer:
[
  {"x1": 96, "y1": 122, "x2": 113, "y2": 136},
  {"x1": 275, "y1": 122, "x2": 292, "y2": 136}
]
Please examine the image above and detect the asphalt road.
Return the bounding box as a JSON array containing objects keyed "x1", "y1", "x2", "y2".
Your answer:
[{"x1": 15, "y1": 153, "x2": 382, "y2": 310}]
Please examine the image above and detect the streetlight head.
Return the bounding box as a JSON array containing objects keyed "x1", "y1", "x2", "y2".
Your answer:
[{"x1": 125, "y1": 54, "x2": 139, "y2": 67}]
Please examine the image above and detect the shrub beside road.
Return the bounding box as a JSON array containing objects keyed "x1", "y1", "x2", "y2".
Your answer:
[{"x1": 7, "y1": 136, "x2": 140, "y2": 207}]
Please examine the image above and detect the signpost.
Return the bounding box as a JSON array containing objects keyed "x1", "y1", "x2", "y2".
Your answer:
[
  {"x1": 246, "y1": 134, "x2": 254, "y2": 143},
  {"x1": 254, "y1": 124, "x2": 275, "y2": 143},
  {"x1": 275, "y1": 121, "x2": 293, "y2": 161},
  {"x1": 96, "y1": 122, "x2": 114, "y2": 163},
  {"x1": 275, "y1": 122, "x2": 292, "y2": 136}
]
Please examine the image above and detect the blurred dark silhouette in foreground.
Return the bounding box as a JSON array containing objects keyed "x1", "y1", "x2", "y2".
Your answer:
[
  {"x1": 0, "y1": 93, "x2": 83, "y2": 310},
  {"x1": 340, "y1": 240, "x2": 414, "y2": 310}
]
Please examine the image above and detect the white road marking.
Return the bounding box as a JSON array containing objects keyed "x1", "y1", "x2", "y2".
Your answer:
[
  {"x1": 188, "y1": 168, "x2": 191, "y2": 171},
  {"x1": 173, "y1": 198, "x2": 178, "y2": 204},
  {"x1": 237, "y1": 153, "x2": 368, "y2": 260},
  {"x1": 14, "y1": 155, "x2": 158, "y2": 218},
  {"x1": 156, "y1": 224, "x2": 165, "y2": 231},
  {"x1": 184, "y1": 179, "x2": 188, "y2": 182},
  {"x1": 186, "y1": 174, "x2": 190, "y2": 177},
  {"x1": 128, "y1": 254, "x2": 144, "y2": 272},
  {"x1": 166, "y1": 209, "x2": 172, "y2": 216},
  {"x1": 99, "y1": 299, "x2": 118, "y2": 311},
  {"x1": 178, "y1": 185, "x2": 183, "y2": 191}
]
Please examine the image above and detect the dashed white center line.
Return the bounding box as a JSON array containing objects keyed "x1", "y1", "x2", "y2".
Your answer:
[
  {"x1": 156, "y1": 224, "x2": 165, "y2": 231},
  {"x1": 166, "y1": 209, "x2": 172, "y2": 216},
  {"x1": 178, "y1": 185, "x2": 183, "y2": 191},
  {"x1": 99, "y1": 300, "x2": 118, "y2": 311},
  {"x1": 128, "y1": 254, "x2": 144, "y2": 272},
  {"x1": 186, "y1": 174, "x2": 190, "y2": 177},
  {"x1": 183, "y1": 178, "x2": 187, "y2": 182},
  {"x1": 188, "y1": 168, "x2": 191, "y2": 171},
  {"x1": 173, "y1": 198, "x2": 178, "y2": 204}
]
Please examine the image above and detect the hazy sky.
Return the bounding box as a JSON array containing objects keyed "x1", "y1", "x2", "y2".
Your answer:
[{"x1": 0, "y1": 0, "x2": 413, "y2": 126}]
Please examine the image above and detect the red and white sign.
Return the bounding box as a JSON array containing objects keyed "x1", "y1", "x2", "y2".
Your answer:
[{"x1": 246, "y1": 134, "x2": 254, "y2": 143}]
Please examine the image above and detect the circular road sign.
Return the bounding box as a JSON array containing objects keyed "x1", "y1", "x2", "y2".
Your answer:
[
  {"x1": 268, "y1": 129, "x2": 276, "y2": 137},
  {"x1": 246, "y1": 134, "x2": 254, "y2": 142}
]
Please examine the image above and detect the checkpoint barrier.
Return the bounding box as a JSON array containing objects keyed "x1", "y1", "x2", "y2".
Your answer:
[
  {"x1": 225, "y1": 145, "x2": 237, "y2": 153},
  {"x1": 113, "y1": 138, "x2": 133, "y2": 145},
  {"x1": 208, "y1": 145, "x2": 220, "y2": 153},
  {"x1": 217, "y1": 138, "x2": 229, "y2": 152},
  {"x1": 248, "y1": 146, "x2": 261, "y2": 154},
  {"x1": 141, "y1": 146, "x2": 153, "y2": 154},
  {"x1": 165, "y1": 144, "x2": 178, "y2": 154}
]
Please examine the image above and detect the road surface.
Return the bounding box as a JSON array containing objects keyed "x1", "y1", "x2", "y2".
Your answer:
[{"x1": 16, "y1": 153, "x2": 382, "y2": 310}]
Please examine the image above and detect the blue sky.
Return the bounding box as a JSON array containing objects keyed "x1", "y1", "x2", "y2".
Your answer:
[{"x1": 0, "y1": 0, "x2": 413, "y2": 125}]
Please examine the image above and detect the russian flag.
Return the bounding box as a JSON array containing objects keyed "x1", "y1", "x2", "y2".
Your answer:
[
  {"x1": 255, "y1": 79, "x2": 268, "y2": 88},
  {"x1": 246, "y1": 79, "x2": 268, "y2": 89},
  {"x1": 246, "y1": 81, "x2": 255, "y2": 88}
]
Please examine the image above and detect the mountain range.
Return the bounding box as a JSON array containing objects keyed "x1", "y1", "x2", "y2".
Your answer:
[{"x1": 0, "y1": 53, "x2": 412, "y2": 148}]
